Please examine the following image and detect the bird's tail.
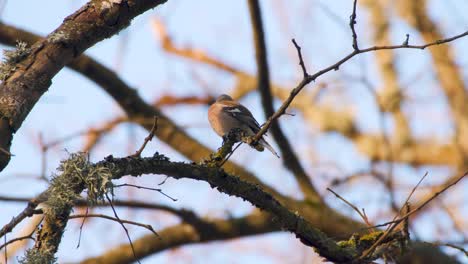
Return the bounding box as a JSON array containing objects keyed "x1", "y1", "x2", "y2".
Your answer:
[{"x1": 259, "y1": 138, "x2": 280, "y2": 158}]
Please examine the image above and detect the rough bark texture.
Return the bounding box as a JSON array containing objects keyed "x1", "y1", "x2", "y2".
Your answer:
[{"x1": 0, "y1": 0, "x2": 168, "y2": 171}]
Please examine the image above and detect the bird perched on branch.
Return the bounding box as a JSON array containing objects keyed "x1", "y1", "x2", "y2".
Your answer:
[{"x1": 208, "y1": 94, "x2": 279, "y2": 158}]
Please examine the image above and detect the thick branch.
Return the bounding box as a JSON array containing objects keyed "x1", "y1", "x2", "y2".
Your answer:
[
  {"x1": 0, "y1": 0, "x2": 169, "y2": 172},
  {"x1": 93, "y1": 154, "x2": 408, "y2": 263}
]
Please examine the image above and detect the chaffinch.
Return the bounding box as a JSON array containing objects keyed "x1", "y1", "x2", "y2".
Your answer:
[{"x1": 208, "y1": 94, "x2": 279, "y2": 158}]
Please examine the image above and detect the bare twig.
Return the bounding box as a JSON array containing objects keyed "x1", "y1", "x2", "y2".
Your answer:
[
  {"x1": 150, "y1": 19, "x2": 466, "y2": 167},
  {"x1": 399, "y1": 172, "x2": 466, "y2": 223},
  {"x1": 0, "y1": 199, "x2": 42, "y2": 239},
  {"x1": 0, "y1": 216, "x2": 43, "y2": 251},
  {"x1": 132, "y1": 116, "x2": 158, "y2": 157},
  {"x1": 0, "y1": 196, "x2": 204, "y2": 228},
  {"x1": 349, "y1": 0, "x2": 359, "y2": 50},
  {"x1": 114, "y1": 183, "x2": 177, "y2": 202},
  {"x1": 327, "y1": 188, "x2": 373, "y2": 229},
  {"x1": 76, "y1": 206, "x2": 89, "y2": 248},
  {"x1": 248, "y1": 0, "x2": 320, "y2": 200},
  {"x1": 105, "y1": 194, "x2": 141, "y2": 264},
  {"x1": 403, "y1": 34, "x2": 410, "y2": 46},
  {"x1": 218, "y1": 142, "x2": 243, "y2": 167},
  {"x1": 291, "y1": 39, "x2": 308, "y2": 77},
  {"x1": 360, "y1": 171, "x2": 467, "y2": 259},
  {"x1": 425, "y1": 242, "x2": 468, "y2": 257},
  {"x1": 69, "y1": 213, "x2": 159, "y2": 238},
  {"x1": 247, "y1": 0, "x2": 318, "y2": 200},
  {"x1": 252, "y1": 29, "x2": 468, "y2": 146},
  {"x1": 399, "y1": 172, "x2": 428, "y2": 216}
]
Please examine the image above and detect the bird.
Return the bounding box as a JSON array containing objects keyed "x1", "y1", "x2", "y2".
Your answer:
[{"x1": 208, "y1": 94, "x2": 279, "y2": 158}]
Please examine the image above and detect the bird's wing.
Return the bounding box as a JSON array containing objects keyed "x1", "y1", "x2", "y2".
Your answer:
[{"x1": 222, "y1": 104, "x2": 261, "y2": 133}]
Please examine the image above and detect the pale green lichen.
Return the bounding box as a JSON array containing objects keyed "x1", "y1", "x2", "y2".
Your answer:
[
  {"x1": 44, "y1": 152, "x2": 114, "y2": 217},
  {"x1": 0, "y1": 41, "x2": 31, "y2": 81},
  {"x1": 18, "y1": 248, "x2": 57, "y2": 264},
  {"x1": 48, "y1": 30, "x2": 70, "y2": 44}
]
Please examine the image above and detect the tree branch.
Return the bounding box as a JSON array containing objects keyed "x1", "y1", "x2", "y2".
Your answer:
[
  {"x1": 149, "y1": 19, "x2": 465, "y2": 167},
  {"x1": 80, "y1": 211, "x2": 278, "y2": 264},
  {"x1": 247, "y1": 0, "x2": 319, "y2": 201},
  {"x1": 251, "y1": 30, "x2": 468, "y2": 146},
  {"x1": 85, "y1": 154, "x2": 409, "y2": 263},
  {"x1": 0, "y1": 0, "x2": 170, "y2": 172}
]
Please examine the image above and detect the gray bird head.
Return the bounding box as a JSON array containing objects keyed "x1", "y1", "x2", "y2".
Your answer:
[{"x1": 216, "y1": 94, "x2": 233, "y2": 102}]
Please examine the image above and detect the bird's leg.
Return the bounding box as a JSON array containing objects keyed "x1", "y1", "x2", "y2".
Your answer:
[
  {"x1": 226, "y1": 128, "x2": 243, "y2": 143},
  {"x1": 205, "y1": 129, "x2": 244, "y2": 167}
]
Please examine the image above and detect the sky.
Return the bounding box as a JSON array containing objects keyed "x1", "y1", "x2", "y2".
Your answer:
[{"x1": 0, "y1": 0, "x2": 467, "y2": 263}]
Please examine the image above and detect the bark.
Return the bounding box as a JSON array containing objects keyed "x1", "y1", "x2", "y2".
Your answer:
[{"x1": 0, "y1": 0, "x2": 169, "y2": 172}]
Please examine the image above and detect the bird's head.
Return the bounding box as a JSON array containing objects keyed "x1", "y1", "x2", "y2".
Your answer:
[{"x1": 216, "y1": 94, "x2": 233, "y2": 102}]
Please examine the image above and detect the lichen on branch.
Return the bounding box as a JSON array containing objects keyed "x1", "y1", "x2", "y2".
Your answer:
[{"x1": 0, "y1": 41, "x2": 30, "y2": 81}]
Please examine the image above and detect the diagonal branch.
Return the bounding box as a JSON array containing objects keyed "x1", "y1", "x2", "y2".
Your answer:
[
  {"x1": 12, "y1": 151, "x2": 398, "y2": 263},
  {"x1": 0, "y1": 0, "x2": 170, "y2": 172},
  {"x1": 251, "y1": 30, "x2": 468, "y2": 146},
  {"x1": 149, "y1": 19, "x2": 465, "y2": 167},
  {"x1": 95, "y1": 154, "x2": 409, "y2": 263},
  {"x1": 247, "y1": 0, "x2": 319, "y2": 201}
]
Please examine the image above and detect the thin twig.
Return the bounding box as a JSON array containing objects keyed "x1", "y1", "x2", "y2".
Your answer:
[
  {"x1": 0, "y1": 199, "x2": 42, "y2": 239},
  {"x1": 252, "y1": 29, "x2": 468, "y2": 145},
  {"x1": 327, "y1": 188, "x2": 373, "y2": 228},
  {"x1": 399, "y1": 172, "x2": 428, "y2": 216},
  {"x1": 0, "y1": 216, "x2": 43, "y2": 251},
  {"x1": 349, "y1": 0, "x2": 359, "y2": 50},
  {"x1": 291, "y1": 39, "x2": 308, "y2": 77},
  {"x1": 114, "y1": 183, "x2": 177, "y2": 202},
  {"x1": 219, "y1": 142, "x2": 243, "y2": 167},
  {"x1": 69, "y1": 213, "x2": 159, "y2": 238},
  {"x1": 248, "y1": 0, "x2": 319, "y2": 205},
  {"x1": 132, "y1": 116, "x2": 158, "y2": 157},
  {"x1": 76, "y1": 206, "x2": 89, "y2": 248},
  {"x1": 360, "y1": 171, "x2": 467, "y2": 259},
  {"x1": 425, "y1": 242, "x2": 468, "y2": 257},
  {"x1": 105, "y1": 194, "x2": 141, "y2": 264},
  {"x1": 158, "y1": 176, "x2": 169, "y2": 186},
  {"x1": 403, "y1": 34, "x2": 410, "y2": 46}
]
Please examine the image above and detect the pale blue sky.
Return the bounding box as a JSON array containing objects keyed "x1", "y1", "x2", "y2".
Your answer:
[{"x1": 1, "y1": 0, "x2": 467, "y2": 263}]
